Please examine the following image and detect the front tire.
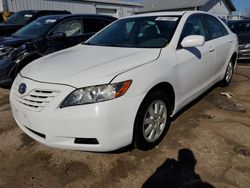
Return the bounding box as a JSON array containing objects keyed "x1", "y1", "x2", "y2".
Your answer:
[
  {"x1": 220, "y1": 59, "x2": 234, "y2": 87},
  {"x1": 134, "y1": 90, "x2": 171, "y2": 151}
]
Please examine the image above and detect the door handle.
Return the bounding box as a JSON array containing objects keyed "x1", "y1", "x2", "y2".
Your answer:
[
  {"x1": 209, "y1": 47, "x2": 215, "y2": 52},
  {"x1": 229, "y1": 39, "x2": 233, "y2": 43}
]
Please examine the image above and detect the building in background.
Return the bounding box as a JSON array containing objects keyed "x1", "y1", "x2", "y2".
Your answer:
[
  {"x1": 137, "y1": 0, "x2": 236, "y2": 18},
  {"x1": 0, "y1": 0, "x2": 142, "y2": 18},
  {"x1": 0, "y1": 0, "x2": 3, "y2": 12}
]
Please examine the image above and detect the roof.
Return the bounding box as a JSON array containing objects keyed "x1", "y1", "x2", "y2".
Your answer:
[
  {"x1": 80, "y1": 0, "x2": 142, "y2": 7},
  {"x1": 38, "y1": 14, "x2": 117, "y2": 21},
  {"x1": 129, "y1": 10, "x2": 186, "y2": 18},
  {"x1": 137, "y1": 0, "x2": 236, "y2": 13},
  {"x1": 18, "y1": 10, "x2": 70, "y2": 13}
]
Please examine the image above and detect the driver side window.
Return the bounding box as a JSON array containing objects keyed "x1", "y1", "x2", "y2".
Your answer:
[
  {"x1": 180, "y1": 15, "x2": 206, "y2": 42},
  {"x1": 53, "y1": 19, "x2": 82, "y2": 37}
]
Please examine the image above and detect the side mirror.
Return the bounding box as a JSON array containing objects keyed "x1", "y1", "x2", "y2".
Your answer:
[
  {"x1": 49, "y1": 32, "x2": 66, "y2": 40},
  {"x1": 181, "y1": 35, "x2": 205, "y2": 48}
]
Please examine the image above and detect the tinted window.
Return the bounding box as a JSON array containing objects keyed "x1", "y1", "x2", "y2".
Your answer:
[
  {"x1": 228, "y1": 21, "x2": 250, "y2": 34},
  {"x1": 205, "y1": 15, "x2": 228, "y2": 40},
  {"x1": 87, "y1": 16, "x2": 180, "y2": 48},
  {"x1": 84, "y1": 18, "x2": 107, "y2": 33},
  {"x1": 14, "y1": 17, "x2": 58, "y2": 37},
  {"x1": 228, "y1": 23, "x2": 238, "y2": 33},
  {"x1": 5, "y1": 11, "x2": 34, "y2": 25},
  {"x1": 181, "y1": 15, "x2": 206, "y2": 42},
  {"x1": 54, "y1": 19, "x2": 82, "y2": 37}
]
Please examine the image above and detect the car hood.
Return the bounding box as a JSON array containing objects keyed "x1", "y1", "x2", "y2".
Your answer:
[
  {"x1": 0, "y1": 35, "x2": 34, "y2": 47},
  {"x1": 21, "y1": 44, "x2": 161, "y2": 88}
]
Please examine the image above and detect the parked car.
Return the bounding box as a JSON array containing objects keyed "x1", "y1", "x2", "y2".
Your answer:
[
  {"x1": 228, "y1": 19, "x2": 250, "y2": 59},
  {"x1": 0, "y1": 14, "x2": 116, "y2": 86},
  {"x1": 10, "y1": 11, "x2": 238, "y2": 152},
  {"x1": 0, "y1": 10, "x2": 71, "y2": 36}
]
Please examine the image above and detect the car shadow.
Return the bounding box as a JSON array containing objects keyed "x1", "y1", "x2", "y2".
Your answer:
[
  {"x1": 0, "y1": 85, "x2": 11, "y2": 89},
  {"x1": 142, "y1": 148, "x2": 214, "y2": 188},
  {"x1": 185, "y1": 47, "x2": 202, "y2": 59},
  {"x1": 237, "y1": 59, "x2": 250, "y2": 64}
]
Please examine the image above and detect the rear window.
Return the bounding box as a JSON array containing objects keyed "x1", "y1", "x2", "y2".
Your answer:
[{"x1": 205, "y1": 15, "x2": 228, "y2": 40}]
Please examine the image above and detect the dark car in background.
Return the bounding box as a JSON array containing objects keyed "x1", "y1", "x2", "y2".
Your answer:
[
  {"x1": 0, "y1": 14, "x2": 116, "y2": 87},
  {"x1": 0, "y1": 10, "x2": 71, "y2": 36},
  {"x1": 228, "y1": 19, "x2": 250, "y2": 59}
]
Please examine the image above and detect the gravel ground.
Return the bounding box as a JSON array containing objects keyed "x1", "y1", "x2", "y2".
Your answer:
[{"x1": 0, "y1": 64, "x2": 250, "y2": 188}]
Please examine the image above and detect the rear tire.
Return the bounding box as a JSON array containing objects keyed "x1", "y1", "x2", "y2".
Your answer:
[
  {"x1": 220, "y1": 59, "x2": 234, "y2": 87},
  {"x1": 134, "y1": 90, "x2": 171, "y2": 151}
]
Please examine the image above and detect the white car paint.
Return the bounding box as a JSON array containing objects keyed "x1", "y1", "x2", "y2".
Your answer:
[
  {"x1": 21, "y1": 45, "x2": 161, "y2": 88},
  {"x1": 10, "y1": 11, "x2": 238, "y2": 152},
  {"x1": 181, "y1": 35, "x2": 205, "y2": 48}
]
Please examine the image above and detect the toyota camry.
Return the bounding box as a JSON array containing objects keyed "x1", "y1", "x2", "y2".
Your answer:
[{"x1": 10, "y1": 11, "x2": 238, "y2": 152}]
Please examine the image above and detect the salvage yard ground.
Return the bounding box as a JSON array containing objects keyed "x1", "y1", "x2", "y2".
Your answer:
[{"x1": 0, "y1": 63, "x2": 250, "y2": 188}]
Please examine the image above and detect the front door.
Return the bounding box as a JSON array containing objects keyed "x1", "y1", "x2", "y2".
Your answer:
[{"x1": 176, "y1": 14, "x2": 215, "y2": 105}]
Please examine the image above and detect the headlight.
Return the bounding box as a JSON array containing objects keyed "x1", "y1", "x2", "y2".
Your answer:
[{"x1": 61, "y1": 80, "x2": 132, "y2": 108}]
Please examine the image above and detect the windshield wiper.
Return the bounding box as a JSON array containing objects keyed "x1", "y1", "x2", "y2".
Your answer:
[
  {"x1": 99, "y1": 43, "x2": 121, "y2": 47},
  {"x1": 81, "y1": 42, "x2": 92, "y2": 45}
]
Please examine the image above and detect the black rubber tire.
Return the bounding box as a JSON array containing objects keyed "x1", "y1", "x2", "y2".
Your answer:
[
  {"x1": 220, "y1": 59, "x2": 234, "y2": 87},
  {"x1": 134, "y1": 90, "x2": 171, "y2": 151}
]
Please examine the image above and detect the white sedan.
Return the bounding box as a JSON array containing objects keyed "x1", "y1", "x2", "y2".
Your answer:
[{"x1": 10, "y1": 11, "x2": 238, "y2": 152}]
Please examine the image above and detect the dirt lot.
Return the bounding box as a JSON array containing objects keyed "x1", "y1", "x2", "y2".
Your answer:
[{"x1": 0, "y1": 63, "x2": 250, "y2": 188}]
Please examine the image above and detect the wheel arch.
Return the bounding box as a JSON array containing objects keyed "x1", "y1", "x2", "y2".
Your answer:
[
  {"x1": 132, "y1": 81, "x2": 175, "y2": 150},
  {"x1": 140, "y1": 82, "x2": 176, "y2": 115}
]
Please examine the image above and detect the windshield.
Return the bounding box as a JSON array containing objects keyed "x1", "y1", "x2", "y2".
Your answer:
[
  {"x1": 5, "y1": 11, "x2": 34, "y2": 25},
  {"x1": 228, "y1": 21, "x2": 250, "y2": 35},
  {"x1": 87, "y1": 16, "x2": 180, "y2": 48},
  {"x1": 13, "y1": 17, "x2": 58, "y2": 37}
]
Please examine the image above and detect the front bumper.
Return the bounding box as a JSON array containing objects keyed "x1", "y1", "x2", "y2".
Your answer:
[
  {"x1": 10, "y1": 75, "x2": 144, "y2": 152},
  {"x1": 0, "y1": 58, "x2": 15, "y2": 86}
]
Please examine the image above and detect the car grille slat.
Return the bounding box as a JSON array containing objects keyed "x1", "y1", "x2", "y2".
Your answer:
[
  {"x1": 23, "y1": 96, "x2": 48, "y2": 103},
  {"x1": 14, "y1": 82, "x2": 60, "y2": 111}
]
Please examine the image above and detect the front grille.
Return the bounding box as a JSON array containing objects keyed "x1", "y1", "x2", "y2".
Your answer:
[{"x1": 13, "y1": 83, "x2": 60, "y2": 111}]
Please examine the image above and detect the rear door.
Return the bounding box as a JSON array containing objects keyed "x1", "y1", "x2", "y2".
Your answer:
[
  {"x1": 176, "y1": 14, "x2": 215, "y2": 103},
  {"x1": 203, "y1": 15, "x2": 231, "y2": 77}
]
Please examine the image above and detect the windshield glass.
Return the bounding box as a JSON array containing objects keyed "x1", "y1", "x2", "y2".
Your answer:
[
  {"x1": 87, "y1": 16, "x2": 180, "y2": 48},
  {"x1": 228, "y1": 21, "x2": 250, "y2": 35},
  {"x1": 13, "y1": 17, "x2": 58, "y2": 37},
  {"x1": 5, "y1": 11, "x2": 34, "y2": 25}
]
